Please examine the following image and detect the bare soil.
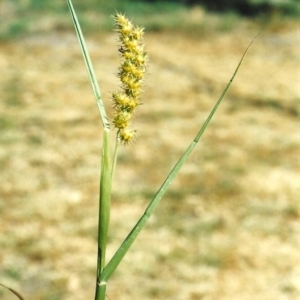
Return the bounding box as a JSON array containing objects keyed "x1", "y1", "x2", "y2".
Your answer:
[{"x1": 1, "y1": 18, "x2": 300, "y2": 300}]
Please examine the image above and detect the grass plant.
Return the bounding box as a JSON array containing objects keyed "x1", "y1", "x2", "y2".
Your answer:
[
  {"x1": 0, "y1": 0, "x2": 258, "y2": 299},
  {"x1": 66, "y1": 1, "x2": 254, "y2": 299},
  {"x1": 1, "y1": 4, "x2": 299, "y2": 299}
]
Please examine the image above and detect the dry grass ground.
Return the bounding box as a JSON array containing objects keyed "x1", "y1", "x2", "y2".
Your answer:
[{"x1": 1, "y1": 11, "x2": 300, "y2": 300}]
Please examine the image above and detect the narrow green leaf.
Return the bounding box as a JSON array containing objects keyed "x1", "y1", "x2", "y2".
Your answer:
[
  {"x1": 66, "y1": 0, "x2": 110, "y2": 130},
  {"x1": 98, "y1": 130, "x2": 112, "y2": 275},
  {"x1": 94, "y1": 130, "x2": 112, "y2": 300},
  {"x1": 99, "y1": 37, "x2": 257, "y2": 282}
]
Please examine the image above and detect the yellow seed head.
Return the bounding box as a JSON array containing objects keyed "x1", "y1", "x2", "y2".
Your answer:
[
  {"x1": 119, "y1": 128, "x2": 136, "y2": 144},
  {"x1": 121, "y1": 23, "x2": 133, "y2": 35},
  {"x1": 124, "y1": 39, "x2": 139, "y2": 51},
  {"x1": 135, "y1": 52, "x2": 147, "y2": 66},
  {"x1": 126, "y1": 79, "x2": 142, "y2": 91},
  {"x1": 119, "y1": 73, "x2": 132, "y2": 86},
  {"x1": 128, "y1": 98, "x2": 139, "y2": 110},
  {"x1": 112, "y1": 13, "x2": 148, "y2": 145},
  {"x1": 131, "y1": 27, "x2": 144, "y2": 40},
  {"x1": 119, "y1": 35, "x2": 130, "y2": 45},
  {"x1": 123, "y1": 50, "x2": 135, "y2": 60},
  {"x1": 112, "y1": 92, "x2": 130, "y2": 107},
  {"x1": 121, "y1": 61, "x2": 137, "y2": 74},
  {"x1": 126, "y1": 88, "x2": 141, "y2": 98},
  {"x1": 132, "y1": 68, "x2": 145, "y2": 80},
  {"x1": 113, "y1": 110, "x2": 132, "y2": 129},
  {"x1": 131, "y1": 44, "x2": 144, "y2": 55},
  {"x1": 115, "y1": 14, "x2": 133, "y2": 30},
  {"x1": 115, "y1": 14, "x2": 127, "y2": 25},
  {"x1": 112, "y1": 91, "x2": 138, "y2": 112}
]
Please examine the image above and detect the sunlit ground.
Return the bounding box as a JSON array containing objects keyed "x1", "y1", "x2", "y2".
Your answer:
[{"x1": 1, "y1": 6, "x2": 300, "y2": 300}]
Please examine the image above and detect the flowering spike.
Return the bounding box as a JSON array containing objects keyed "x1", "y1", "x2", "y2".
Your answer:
[
  {"x1": 119, "y1": 129, "x2": 136, "y2": 145},
  {"x1": 113, "y1": 110, "x2": 132, "y2": 129},
  {"x1": 112, "y1": 13, "x2": 148, "y2": 145}
]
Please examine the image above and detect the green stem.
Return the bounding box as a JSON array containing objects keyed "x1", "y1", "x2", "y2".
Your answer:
[
  {"x1": 99, "y1": 130, "x2": 112, "y2": 273},
  {"x1": 95, "y1": 281, "x2": 106, "y2": 300},
  {"x1": 111, "y1": 133, "x2": 120, "y2": 180},
  {"x1": 95, "y1": 130, "x2": 112, "y2": 300}
]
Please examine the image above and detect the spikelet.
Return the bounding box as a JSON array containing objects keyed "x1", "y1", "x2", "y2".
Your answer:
[{"x1": 112, "y1": 13, "x2": 147, "y2": 145}]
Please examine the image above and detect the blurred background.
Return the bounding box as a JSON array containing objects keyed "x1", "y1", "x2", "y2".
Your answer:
[{"x1": 1, "y1": 0, "x2": 300, "y2": 299}]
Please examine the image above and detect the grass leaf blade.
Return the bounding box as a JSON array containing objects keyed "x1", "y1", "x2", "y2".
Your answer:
[
  {"x1": 98, "y1": 130, "x2": 112, "y2": 274},
  {"x1": 94, "y1": 130, "x2": 112, "y2": 300},
  {"x1": 99, "y1": 37, "x2": 256, "y2": 282},
  {"x1": 66, "y1": 0, "x2": 110, "y2": 130},
  {"x1": 194, "y1": 34, "x2": 259, "y2": 142},
  {"x1": 0, "y1": 283, "x2": 26, "y2": 300}
]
